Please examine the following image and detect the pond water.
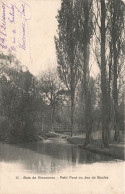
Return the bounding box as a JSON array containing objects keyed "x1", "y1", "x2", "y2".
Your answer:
[{"x1": 0, "y1": 138, "x2": 115, "y2": 175}]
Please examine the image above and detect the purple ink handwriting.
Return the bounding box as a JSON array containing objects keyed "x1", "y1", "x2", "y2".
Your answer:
[
  {"x1": 0, "y1": 1, "x2": 7, "y2": 49},
  {"x1": 0, "y1": 0, "x2": 32, "y2": 52}
]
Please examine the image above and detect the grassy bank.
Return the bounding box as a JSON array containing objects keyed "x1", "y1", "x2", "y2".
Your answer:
[{"x1": 67, "y1": 130, "x2": 125, "y2": 160}]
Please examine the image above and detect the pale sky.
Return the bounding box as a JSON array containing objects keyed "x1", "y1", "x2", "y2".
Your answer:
[
  {"x1": 26, "y1": 0, "x2": 61, "y2": 75},
  {"x1": 0, "y1": 0, "x2": 99, "y2": 77}
]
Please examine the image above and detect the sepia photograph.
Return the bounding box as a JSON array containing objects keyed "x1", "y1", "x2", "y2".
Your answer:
[{"x1": 0, "y1": 0, "x2": 125, "y2": 193}]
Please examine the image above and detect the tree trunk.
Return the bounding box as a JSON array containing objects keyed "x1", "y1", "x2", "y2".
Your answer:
[
  {"x1": 82, "y1": 1, "x2": 93, "y2": 145},
  {"x1": 84, "y1": 43, "x2": 93, "y2": 145},
  {"x1": 100, "y1": 0, "x2": 109, "y2": 147},
  {"x1": 84, "y1": 90, "x2": 93, "y2": 145},
  {"x1": 70, "y1": 48, "x2": 75, "y2": 136},
  {"x1": 70, "y1": 89, "x2": 75, "y2": 137},
  {"x1": 50, "y1": 106, "x2": 55, "y2": 132},
  {"x1": 113, "y1": 45, "x2": 120, "y2": 141},
  {"x1": 112, "y1": 2, "x2": 120, "y2": 141},
  {"x1": 108, "y1": 42, "x2": 112, "y2": 136}
]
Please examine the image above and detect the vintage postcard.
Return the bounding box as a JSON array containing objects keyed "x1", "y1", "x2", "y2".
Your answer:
[{"x1": 0, "y1": 0, "x2": 124, "y2": 193}]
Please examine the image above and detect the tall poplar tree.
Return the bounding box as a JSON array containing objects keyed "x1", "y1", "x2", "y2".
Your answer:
[
  {"x1": 100, "y1": 0, "x2": 110, "y2": 147},
  {"x1": 108, "y1": 0, "x2": 124, "y2": 141},
  {"x1": 75, "y1": 0, "x2": 93, "y2": 145},
  {"x1": 55, "y1": 0, "x2": 80, "y2": 136}
]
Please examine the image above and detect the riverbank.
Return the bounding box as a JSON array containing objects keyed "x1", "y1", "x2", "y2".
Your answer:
[
  {"x1": 67, "y1": 131, "x2": 125, "y2": 160},
  {"x1": 1, "y1": 130, "x2": 124, "y2": 160}
]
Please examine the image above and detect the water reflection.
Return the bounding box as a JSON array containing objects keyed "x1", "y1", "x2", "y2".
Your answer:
[{"x1": 0, "y1": 138, "x2": 114, "y2": 174}]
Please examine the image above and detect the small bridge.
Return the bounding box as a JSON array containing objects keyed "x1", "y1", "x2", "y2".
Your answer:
[{"x1": 55, "y1": 130, "x2": 72, "y2": 135}]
